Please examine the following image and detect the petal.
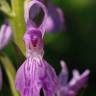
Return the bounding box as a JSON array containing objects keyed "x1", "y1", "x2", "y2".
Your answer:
[
  {"x1": 0, "y1": 22, "x2": 12, "y2": 50},
  {"x1": 24, "y1": 0, "x2": 48, "y2": 36},
  {"x1": 57, "y1": 87, "x2": 76, "y2": 96},
  {"x1": 59, "y1": 60, "x2": 68, "y2": 86},
  {"x1": 43, "y1": 90, "x2": 56, "y2": 96},
  {"x1": 15, "y1": 56, "x2": 46, "y2": 96},
  {"x1": 45, "y1": 2, "x2": 64, "y2": 32},
  {"x1": 41, "y1": 60, "x2": 60, "y2": 95},
  {"x1": 68, "y1": 69, "x2": 90, "y2": 93},
  {"x1": 57, "y1": 64, "x2": 90, "y2": 96},
  {"x1": 23, "y1": 29, "x2": 44, "y2": 56},
  {"x1": 15, "y1": 61, "x2": 26, "y2": 96}
]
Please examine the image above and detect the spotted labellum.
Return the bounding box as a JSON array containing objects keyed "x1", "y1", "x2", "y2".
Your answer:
[{"x1": 15, "y1": 0, "x2": 90, "y2": 96}]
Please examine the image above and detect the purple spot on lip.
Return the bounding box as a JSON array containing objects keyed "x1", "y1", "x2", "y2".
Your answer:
[
  {"x1": 25, "y1": 79, "x2": 31, "y2": 87},
  {"x1": 28, "y1": 29, "x2": 42, "y2": 38},
  {"x1": 24, "y1": 88, "x2": 29, "y2": 96},
  {"x1": 31, "y1": 36, "x2": 38, "y2": 47},
  {"x1": 24, "y1": 29, "x2": 44, "y2": 49}
]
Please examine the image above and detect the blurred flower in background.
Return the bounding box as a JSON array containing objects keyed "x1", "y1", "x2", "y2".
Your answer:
[
  {"x1": 45, "y1": 1, "x2": 64, "y2": 32},
  {"x1": 0, "y1": 22, "x2": 12, "y2": 50}
]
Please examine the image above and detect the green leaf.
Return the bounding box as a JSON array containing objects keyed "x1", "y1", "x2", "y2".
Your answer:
[
  {"x1": 0, "y1": 0, "x2": 12, "y2": 17},
  {"x1": 0, "y1": 53, "x2": 19, "y2": 96}
]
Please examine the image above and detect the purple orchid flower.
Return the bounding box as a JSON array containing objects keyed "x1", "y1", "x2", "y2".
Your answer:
[
  {"x1": 15, "y1": 1, "x2": 60, "y2": 96},
  {"x1": 0, "y1": 66, "x2": 2, "y2": 90},
  {"x1": 0, "y1": 22, "x2": 12, "y2": 50},
  {"x1": 57, "y1": 60, "x2": 90, "y2": 96},
  {"x1": 15, "y1": 0, "x2": 90, "y2": 96}
]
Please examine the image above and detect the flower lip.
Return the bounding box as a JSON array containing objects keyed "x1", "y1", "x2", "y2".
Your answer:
[
  {"x1": 27, "y1": 29, "x2": 42, "y2": 39},
  {"x1": 30, "y1": 32, "x2": 41, "y2": 47}
]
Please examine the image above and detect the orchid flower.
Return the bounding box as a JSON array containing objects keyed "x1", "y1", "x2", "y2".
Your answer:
[
  {"x1": 15, "y1": 1, "x2": 60, "y2": 96},
  {"x1": 0, "y1": 22, "x2": 12, "y2": 50},
  {"x1": 15, "y1": 0, "x2": 90, "y2": 96}
]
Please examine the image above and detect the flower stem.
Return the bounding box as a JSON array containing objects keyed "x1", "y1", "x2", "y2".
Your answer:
[{"x1": 9, "y1": 0, "x2": 26, "y2": 55}]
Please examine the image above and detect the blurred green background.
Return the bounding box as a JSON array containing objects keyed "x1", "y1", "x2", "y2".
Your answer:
[{"x1": 0, "y1": 0, "x2": 96, "y2": 96}]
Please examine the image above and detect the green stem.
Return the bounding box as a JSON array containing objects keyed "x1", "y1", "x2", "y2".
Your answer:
[
  {"x1": 0, "y1": 53, "x2": 19, "y2": 96},
  {"x1": 9, "y1": 0, "x2": 26, "y2": 55}
]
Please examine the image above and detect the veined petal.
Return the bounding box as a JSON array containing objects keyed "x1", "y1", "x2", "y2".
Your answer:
[
  {"x1": 0, "y1": 22, "x2": 12, "y2": 50},
  {"x1": 57, "y1": 86, "x2": 76, "y2": 96},
  {"x1": 41, "y1": 60, "x2": 60, "y2": 95},
  {"x1": 68, "y1": 69, "x2": 90, "y2": 92},
  {"x1": 15, "y1": 61, "x2": 26, "y2": 96},
  {"x1": 57, "y1": 60, "x2": 90, "y2": 96},
  {"x1": 15, "y1": 56, "x2": 46, "y2": 96},
  {"x1": 59, "y1": 60, "x2": 68, "y2": 86}
]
